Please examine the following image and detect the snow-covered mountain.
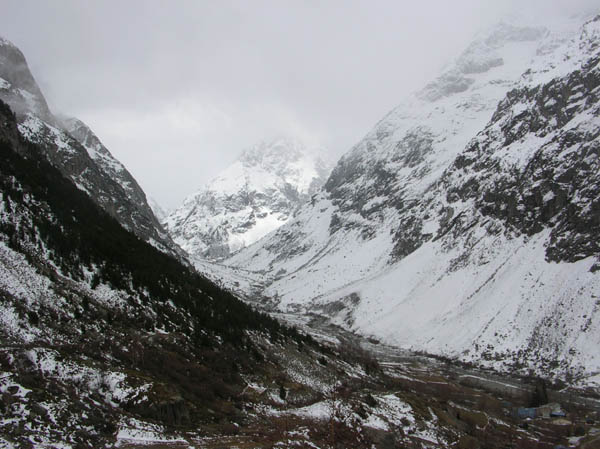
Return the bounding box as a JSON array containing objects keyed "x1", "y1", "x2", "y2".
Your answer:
[
  {"x1": 164, "y1": 138, "x2": 332, "y2": 260},
  {"x1": 0, "y1": 36, "x2": 183, "y2": 259},
  {"x1": 225, "y1": 16, "x2": 600, "y2": 382}
]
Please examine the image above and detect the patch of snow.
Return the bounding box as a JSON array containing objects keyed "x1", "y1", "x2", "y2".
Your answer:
[{"x1": 116, "y1": 418, "x2": 186, "y2": 446}]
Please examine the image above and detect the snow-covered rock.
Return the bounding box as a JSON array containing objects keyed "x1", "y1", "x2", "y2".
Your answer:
[
  {"x1": 164, "y1": 137, "x2": 332, "y2": 260},
  {"x1": 225, "y1": 16, "x2": 600, "y2": 381}
]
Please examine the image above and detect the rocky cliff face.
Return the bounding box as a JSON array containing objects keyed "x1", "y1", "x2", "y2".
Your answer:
[
  {"x1": 225, "y1": 16, "x2": 600, "y2": 381},
  {"x1": 0, "y1": 36, "x2": 183, "y2": 260},
  {"x1": 164, "y1": 138, "x2": 332, "y2": 260},
  {"x1": 443, "y1": 52, "x2": 600, "y2": 267}
]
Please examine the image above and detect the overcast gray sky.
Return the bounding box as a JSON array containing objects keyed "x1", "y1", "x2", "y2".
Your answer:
[{"x1": 1, "y1": 1, "x2": 597, "y2": 208}]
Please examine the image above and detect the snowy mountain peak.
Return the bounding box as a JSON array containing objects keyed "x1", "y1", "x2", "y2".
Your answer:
[
  {"x1": 237, "y1": 137, "x2": 331, "y2": 194},
  {"x1": 241, "y1": 136, "x2": 302, "y2": 161},
  {"x1": 164, "y1": 138, "x2": 333, "y2": 260},
  {"x1": 240, "y1": 136, "x2": 325, "y2": 167}
]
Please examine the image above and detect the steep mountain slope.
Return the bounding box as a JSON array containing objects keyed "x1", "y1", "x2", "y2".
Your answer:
[
  {"x1": 0, "y1": 36, "x2": 182, "y2": 259},
  {"x1": 165, "y1": 138, "x2": 332, "y2": 260},
  {"x1": 226, "y1": 17, "x2": 600, "y2": 382},
  {"x1": 0, "y1": 100, "x2": 320, "y2": 446}
]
